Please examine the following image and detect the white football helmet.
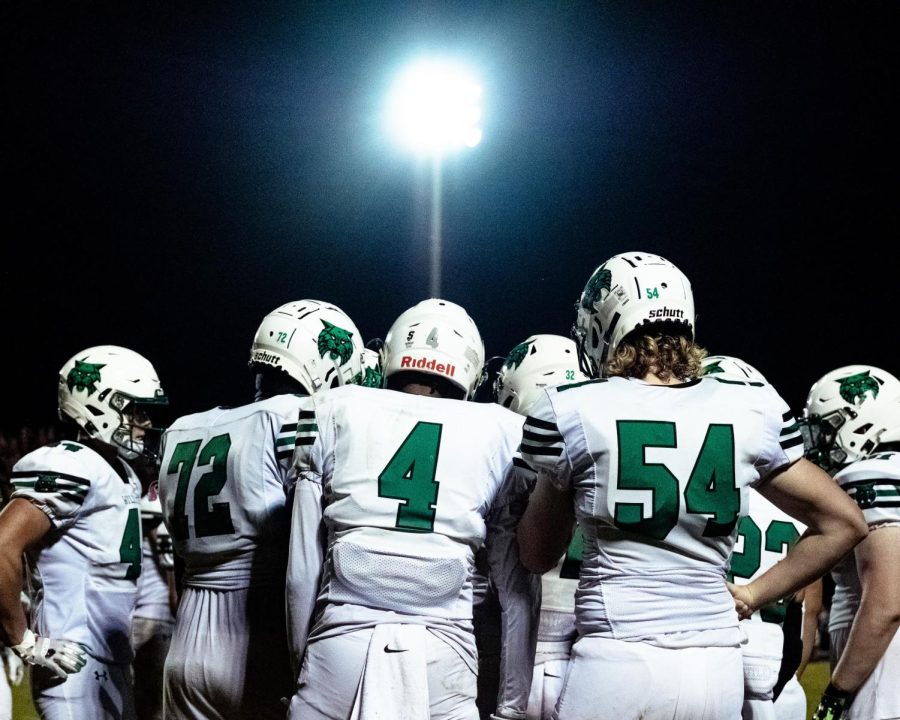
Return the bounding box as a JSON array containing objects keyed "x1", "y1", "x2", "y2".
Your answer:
[
  {"x1": 575, "y1": 252, "x2": 695, "y2": 377},
  {"x1": 58, "y1": 345, "x2": 167, "y2": 461},
  {"x1": 249, "y1": 299, "x2": 365, "y2": 395},
  {"x1": 700, "y1": 355, "x2": 768, "y2": 384},
  {"x1": 802, "y1": 365, "x2": 900, "y2": 471},
  {"x1": 381, "y1": 298, "x2": 485, "y2": 400},
  {"x1": 494, "y1": 334, "x2": 588, "y2": 415}
]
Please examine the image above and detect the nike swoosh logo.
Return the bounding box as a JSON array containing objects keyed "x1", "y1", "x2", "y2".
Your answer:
[{"x1": 383, "y1": 645, "x2": 408, "y2": 653}]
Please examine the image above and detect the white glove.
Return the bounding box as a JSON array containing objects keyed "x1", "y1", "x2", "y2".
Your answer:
[
  {"x1": 11, "y1": 629, "x2": 87, "y2": 680},
  {"x1": 2, "y1": 646, "x2": 25, "y2": 685}
]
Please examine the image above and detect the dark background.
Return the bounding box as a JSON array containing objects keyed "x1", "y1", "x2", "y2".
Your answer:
[{"x1": 4, "y1": 2, "x2": 897, "y2": 430}]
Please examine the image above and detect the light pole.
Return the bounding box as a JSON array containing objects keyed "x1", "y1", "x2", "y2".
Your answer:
[{"x1": 386, "y1": 59, "x2": 483, "y2": 298}]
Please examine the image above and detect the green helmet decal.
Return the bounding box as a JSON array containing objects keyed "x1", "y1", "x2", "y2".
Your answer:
[
  {"x1": 66, "y1": 359, "x2": 106, "y2": 396},
  {"x1": 317, "y1": 320, "x2": 355, "y2": 365},
  {"x1": 703, "y1": 360, "x2": 724, "y2": 375},
  {"x1": 581, "y1": 266, "x2": 612, "y2": 310},
  {"x1": 353, "y1": 366, "x2": 383, "y2": 388},
  {"x1": 504, "y1": 340, "x2": 533, "y2": 370},
  {"x1": 838, "y1": 371, "x2": 880, "y2": 405}
]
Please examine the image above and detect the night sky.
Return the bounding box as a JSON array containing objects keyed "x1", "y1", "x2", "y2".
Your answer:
[{"x1": 5, "y1": 2, "x2": 897, "y2": 431}]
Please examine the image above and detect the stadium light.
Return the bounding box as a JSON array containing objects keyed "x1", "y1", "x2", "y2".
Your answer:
[{"x1": 385, "y1": 58, "x2": 483, "y2": 297}]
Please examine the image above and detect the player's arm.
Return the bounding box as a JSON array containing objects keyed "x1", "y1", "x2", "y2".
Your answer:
[
  {"x1": 829, "y1": 524, "x2": 900, "y2": 693},
  {"x1": 729, "y1": 458, "x2": 867, "y2": 617},
  {"x1": 517, "y1": 476, "x2": 575, "y2": 575},
  {"x1": 285, "y1": 476, "x2": 325, "y2": 676},
  {"x1": 0, "y1": 498, "x2": 50, "y2": 646},
  {"x1": 484, "y1": 466, "x2": 541, "y2": 719},
  {"x1": 796, "y1": 578, "x2": 823, "y2": 678}
]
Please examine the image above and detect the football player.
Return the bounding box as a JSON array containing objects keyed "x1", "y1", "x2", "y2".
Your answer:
[
  {"x1": 516, "y1": 252, "x2": 867, "y2": 720},
  {"x1": 285, "y1": 298, "x2": 538, "y2": 720},
  {"x1": 491, "y1": 334, "x2": 588, "y2": 720},
  {"x1": 700, "y1": 355, "x2": 809, "y2": 720},
  {"x1": 131, "y1": 490, "x2": 176, "y2": 720},
  {"x1": 803, "y1": 365, "x2": 900, "y2": 720},
  {"x1": 157, "y1": 299, "x2": 366, "y2": 719},
  {"x1": 0, "y1": 345, "x2": 167, "y2": 719}
]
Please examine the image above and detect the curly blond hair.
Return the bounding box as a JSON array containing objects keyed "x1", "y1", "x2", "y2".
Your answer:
[{"x1": 605, "y1": 333, "x2": 707, "y2": 382}]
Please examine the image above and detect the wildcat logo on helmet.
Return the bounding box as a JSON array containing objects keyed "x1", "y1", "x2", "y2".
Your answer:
[
  {"x1": 504, "y1": 340, "x2": 533, "y2": 370},
  {"x1": 66, "y1": 359, "x2": 105, "y2": 396},
  {"x1": 581, "y1": 266, "x2": 612, "y2": 310},
  {"x1": 317, "y1": 321, "x2": 355, "y2": 365},
  {"x1": 839, "y1": 371, "x2": 881, "y2": 405},
  {"x1": 400, "y1": 355, "x2": 456, "y2": 379}
]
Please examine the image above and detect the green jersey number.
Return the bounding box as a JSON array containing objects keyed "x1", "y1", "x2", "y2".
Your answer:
[
  {"x1": 118, "y1": 507, "x2": 142, "y2": 580},
  {"x1": 167, "y1": 433, "x2": 235, "y2": 541},
  {"x1": 614, "y1": 420, "x2": 740, "y2": 541},
  {"x1": 729, "y1": 515, "x2": 801, "y2": 623},
  {"x1": 378, "y1": 421, "x2": 442, "y2": 532}
]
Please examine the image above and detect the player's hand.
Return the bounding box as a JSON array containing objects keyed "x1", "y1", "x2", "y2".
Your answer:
[
  {"x1": 2, "y1": 646, "x2": 25, "y2": 685},
  {"x1": 726, "y1": 581, "x2": 755, "y2": 620},
  {"x1": 11, "y1": 629, "x2": 87, "y2": 680},
  {"x1": 811, "y1": 681, "x2": 853, "y2": 720}
]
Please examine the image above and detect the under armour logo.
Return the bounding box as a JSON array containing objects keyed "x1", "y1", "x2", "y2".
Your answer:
[{"x1": 94, "y1": 670, "x2": 108, "y2": 681}]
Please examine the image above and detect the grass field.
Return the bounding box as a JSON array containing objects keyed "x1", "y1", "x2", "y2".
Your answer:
[{"x1": 9, "y1": 661, "x2": 831, "y2": 718}]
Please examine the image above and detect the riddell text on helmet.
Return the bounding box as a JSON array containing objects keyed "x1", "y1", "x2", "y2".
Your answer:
[{"x1": 400, "y1": 355, "x2": 456, "y2": 378}]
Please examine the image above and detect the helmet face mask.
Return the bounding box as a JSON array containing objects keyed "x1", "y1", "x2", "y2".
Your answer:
[
  {"x1": 249, "y1": 299, "x2": 365, "y2": 396},
  {"x1": 381, "y1": 299, "x2": 485, "y2": 400},
  {"x1": 575, "y1": 252, "x2": 695, "y2": 378},
  {"x1": 58, "y1": 345, "x2": 168, "y2": 462},
  {"x1": 802, "y1": 365, "x2": 900, "y2": 471},
  {"x1": 494, "y1": 334, "x2": 588, "y2": 415}
]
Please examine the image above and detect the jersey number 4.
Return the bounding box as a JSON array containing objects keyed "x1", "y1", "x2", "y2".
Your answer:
[
  {"x1": 166, "y1": 434, "x2": 235, "y2": 541},
  {"x1": 614, "y1": 420, "x2": 740, "y2": 540},
  {"x1": 378, "y1": 421, "x2": 442, "y2": 532}
]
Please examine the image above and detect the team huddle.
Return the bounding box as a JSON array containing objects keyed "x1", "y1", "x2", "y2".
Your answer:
[{"x1": 1, "y1": 251, "x2": 897, "y2": 720}]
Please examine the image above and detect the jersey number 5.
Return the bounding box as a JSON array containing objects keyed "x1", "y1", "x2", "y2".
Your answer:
[
  {"x1": 378, "y1": 421, "x2": 442, "y2": 532},
  {"x1": 167, "y1": 434, "x2": 235, "y2": 541},
  {"x1": 614, "y1": 420, "x2": 739, "y2": 540}
]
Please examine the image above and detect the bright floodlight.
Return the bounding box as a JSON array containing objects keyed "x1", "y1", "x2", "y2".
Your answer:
[{"x1": 386, "y1": 59, "x2": 483, "y2": 155}]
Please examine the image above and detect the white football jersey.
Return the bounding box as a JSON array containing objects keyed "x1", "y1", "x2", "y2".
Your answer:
[
  {"x1": 828, "y1": 450, "x2": 900, "y2": 633},
  {"x1": 158, "y1": 395, "x2": 301, "y2": 589},
  {"x1": 292, "y1": 384, "x2": 523, "y2": 619},
  {"x1": 287, "y1": 385, "x2": 539, "y2": 717},
  {"x1": 521, "y1": 375, "x2": 804, "y2": 646},
  {"x1": 11, "y1": 441, "x2": 143, "y2": 663},
  {"x1": 730, "y1": 490, "x2": 807, "y2": 624}
]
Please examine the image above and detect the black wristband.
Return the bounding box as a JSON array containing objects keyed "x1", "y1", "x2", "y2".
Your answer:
[{"x1": 822, "y1": 681, "x2": 853, "y2": 701}]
